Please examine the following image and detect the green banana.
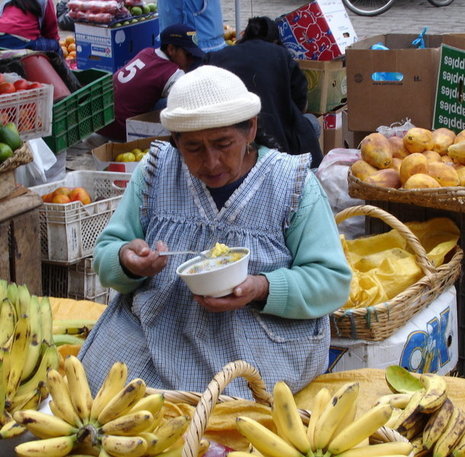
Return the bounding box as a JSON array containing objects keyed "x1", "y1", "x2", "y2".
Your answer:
[{"x1": 0, "y1": 298, "x2": 16, "y2": 347}]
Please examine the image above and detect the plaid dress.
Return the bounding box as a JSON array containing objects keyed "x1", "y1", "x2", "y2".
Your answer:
[{"x1": 80, "y1": 143, "x2": 329, "y2": 397}]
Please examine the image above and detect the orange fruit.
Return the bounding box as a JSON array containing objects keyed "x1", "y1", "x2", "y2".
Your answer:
[
  {"x1": 67, "y1": 43, "x2": 76, "y2": 52},
  {"x1": 51, "y1": 194, "x2": 71, "y2": 204},
  {"x1": 68, "y1": 51, "x2": 76, "y2": 58},
  {"x1": 65, "y1": 35, "x2": 75, "y2": 45},
  {"x1": 61, "y1": 46, "x2": 68, "y2": 57},
  {"x1": 52, "y1": 186, "x2": 71, "y2": 196}
]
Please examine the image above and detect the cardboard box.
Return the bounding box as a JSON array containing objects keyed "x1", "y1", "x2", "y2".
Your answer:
[
  {"x1": 297, "y1": 59, "x2": 347, "y2": 115},
  {"x1": 329, "y1": 286, "x2": 458, "y2": 375},
  {"x1": 346, "y1": 33, "x2": 465, "y2": 132},
  {"x1": 126, "y1": 111, "x2": 170, "y2": 141},
  {"x1": 276, "y1": 0, "x2": 357, "y2": 61},
  {"x1": 318, "y1": 107, "x2": 345, "y2": 154},
  {"x1": 92, "y1": 137, "x2": 168, "y2": 173},
  {"x1": 76, "y1": 17, "x2": 159, "y2": 73}
]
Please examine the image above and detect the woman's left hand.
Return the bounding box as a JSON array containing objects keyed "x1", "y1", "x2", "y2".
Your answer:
[{"x1": 193, "y1": 274, "x2": 269, "y2": 312}]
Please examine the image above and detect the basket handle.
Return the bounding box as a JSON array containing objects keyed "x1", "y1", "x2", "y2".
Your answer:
[
  {"x1": 335, "y1": 204, "x2": 437, "y2": 276},
  {"x1": 181, "y1": 360, "x2": 273, "y2": 457}
]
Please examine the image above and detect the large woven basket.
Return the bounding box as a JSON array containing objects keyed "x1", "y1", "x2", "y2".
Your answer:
[
  {"x1": 348, "y1": 169, "x2": 465, "y2": 213},
  {"x1": 0, "y1": 142, "x2": 32, "y2": 173},
  {"x1": 147, "y1": 360, "x2": 412, "y2": 457},
  {"x1": 331, "y1": 205, "x2": 463, "y2": 341}
]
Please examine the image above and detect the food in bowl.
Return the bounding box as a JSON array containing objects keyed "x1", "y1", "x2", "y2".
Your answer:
[{"x1": 185, "y1": 250, "x2": 246, "y2": 275}]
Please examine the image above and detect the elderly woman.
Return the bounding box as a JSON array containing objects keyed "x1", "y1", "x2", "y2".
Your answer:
[{"x1": 80, "y1": 65, "x2": 351, "y2": 397}]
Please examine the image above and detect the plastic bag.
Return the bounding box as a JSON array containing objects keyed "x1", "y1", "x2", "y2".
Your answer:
[
  {"x1": 376, "y1": 118, "x2": 415, "y2": 139},
  {"x1": 340, "y1": 217, "x2": 460, "y2": 309}
]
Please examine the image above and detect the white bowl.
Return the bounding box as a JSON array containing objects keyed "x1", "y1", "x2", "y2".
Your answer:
[{"x1": 176, "y1": 247, "x2": 250, "y2": 298}]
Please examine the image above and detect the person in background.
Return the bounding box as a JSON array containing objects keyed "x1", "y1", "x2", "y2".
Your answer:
[
  {"x1": 56, "y1": 0, "x2": 74, "y2": 32},
  {"x1": 0, "y1": 0, "x2": 60, "y2": 52},
  {"x1": 98, "y1": 23, "x2": 205, "y2": 142},
  {"x1": 157, "y1": 0, "x2": 226, "y2": 52},
  {"x1": 206, "y1": 16, "x2": 323, "y2": 167},
  {"x1": 79, "y1": 65, "x2": 352, "y2": 397}
]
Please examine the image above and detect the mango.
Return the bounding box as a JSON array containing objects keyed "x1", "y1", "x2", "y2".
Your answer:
[
  {"x1": 422, "y1": 150, "x2": 442, "y2": 163},
  {"x1": 403, "y1": 127, "x2": 434, "y2": 153},
  {"x1": 427, "y1": 161, "x2": 459, "y2": 187},
  {"x1": 431, "y1": 127, "x2": 455, "y2": 155},
  {"x1": 391, "y1": 157, "x2": 402, "y2": 173},
  {"x1": 403, "y1": 173, "x2": 441, "y2": 189},
  {"x1": 351, "y1": 159, "x2": 378, "y2": 181},
  {"x1": 454, "y1": 130, "x2": 465, "y2": 143},
  {"x1": 360, "y1": 132, "x2": 392, "y2": 169},
  {"x1": 448, "y1": 141, "x2": 465, "y2": 165},
  {"x1": 388, "y1": 136, "x2": 409, "y2": 159},
  {"x1": 399, "y1": 153, "x2": 428, "y2": 185},
  {"x1": 365, "y1": 168, "x2": 401, "y2": 189}
]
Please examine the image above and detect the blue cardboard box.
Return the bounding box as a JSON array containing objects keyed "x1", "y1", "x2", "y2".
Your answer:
[{"x1": 75, "y1": 17, "x2": 159, "y2": 73}]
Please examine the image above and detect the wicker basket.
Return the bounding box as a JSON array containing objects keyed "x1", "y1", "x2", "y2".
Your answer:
[
  {"x1": 0, "y1": 142, "x2": 32, "y2": 173},
  {"x1": 348, "y1": 169, "x2": 465, "y2": 213},
  {"x1": 147, "y1": 360, "x2": 412, "y2": 457},
  {"x1": 331, "y1": 205, "x2": 463, "y2": 341}
]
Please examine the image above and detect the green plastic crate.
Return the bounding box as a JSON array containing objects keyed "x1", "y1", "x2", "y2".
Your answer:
[{"x1": 44, "y1": 69, "x2": 114, "y2": 153}]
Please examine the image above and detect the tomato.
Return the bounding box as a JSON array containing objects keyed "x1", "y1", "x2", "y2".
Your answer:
[
  {"x1": 13, "y1": 79, "x2": 29, "y2": 91},
  {"x1": 0, "y1": 82, "x2": 15, "y2": 94},
  {"x1": 27, "y1": 82, "x2": 43, "y2": 89}
]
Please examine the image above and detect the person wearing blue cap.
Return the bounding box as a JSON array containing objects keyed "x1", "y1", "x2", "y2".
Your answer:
[{"x1": 99, "y1": 23, "x2": 205, "y2": 142}]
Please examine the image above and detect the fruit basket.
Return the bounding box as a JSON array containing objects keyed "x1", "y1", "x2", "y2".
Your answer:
[
  {"x1": 0, "y1": 142, "x2": 33, "y2": 199},
  {"x1": 331, "y1": 205, "x2": 463, "y2": 341},
  {"x1": 348, "y1": 169, "x2": 465, "y2": 213}
]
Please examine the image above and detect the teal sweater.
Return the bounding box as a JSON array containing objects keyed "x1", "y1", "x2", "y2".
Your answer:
[{"x1": 94, "y1": 147, "x2": 351, "y2": 319}]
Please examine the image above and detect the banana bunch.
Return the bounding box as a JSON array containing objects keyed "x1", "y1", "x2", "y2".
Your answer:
[
  {"x1": 13, "y1": 357, "x2": 203, "y2": 457},
  {"x1": 52, "y1": 319, "x2": 97, "y2": 348},
  {"x1": 376, "y1": 369, "x2": 465, "y2": 457},
  {"x1": 234, "y1": 381, "x2": 412, "y2": 457},
  {"x1": 0, "y1": 280, "x2": 59, "y2": 438}
]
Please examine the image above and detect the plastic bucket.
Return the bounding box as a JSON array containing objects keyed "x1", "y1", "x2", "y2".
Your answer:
[{"x1": 21, "y1": 54, "x2": 71, "y2": 101}]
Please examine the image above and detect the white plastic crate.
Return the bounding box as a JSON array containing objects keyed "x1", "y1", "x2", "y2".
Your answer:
[
  {"x1": 42, "y1": 257, "x2": 110, "y2": 304},
  {"x1": 0, "y1": 84, "x2": 53, "y2": 140},
  {"x1": 31, "y1": 170, "x2": 131, "y2": 263}
]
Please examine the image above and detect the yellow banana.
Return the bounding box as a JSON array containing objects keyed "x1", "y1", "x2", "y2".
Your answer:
[
  {"x1": 52, "y1": 319, "x2": 96, "y2": 337},
  {"x1": 47, "y1": 368, "x2": 82, "y2": 426},
  {"x1": 374, "y1": 393, "x2": 413, "y2": 409},
  {"x1": 423, "y1": 398, "x2": 454, "y2": 449},
  {"x1": 384, "y1": 407, "x2": 403, "y2": 429},
  {"x1": 235, "y1": 416, "x2": 303, "y2": 457},
  {"x1": 13, "y1": 409, "x2": 78, "y2": 438},
  {"x1": 328, "y1": 403, "x2": 393, "y2": 455},
  {"x1": 0, "y1": 298, "x2": 15, "y2": 347},
  {"x1": 333, "y1": 441, "x2": 413, "y2": 457},
  {"x1": 90, "y1": 361, "x2": 128, "y2": 422},
  {"x1": 307, "y1": 387, "x2": 331, "y2": 451},
  {"x1": 15, "y1": 435, "x2": 77, "y2": 457},
  {"x1": 17, "y1": 284, "x2": 31, "y2": 315},
  {"x1": 100, "y1": 410, "x2": 154, "y2": 436},
  {"x1": 271, "y1": 381, "x2": 310, "y2": 454},
  {"x1": 101, "y1": 434, "x2": 148, "y2": 457},
  {"x1": 228, "y1": 453, "x2": 255, "y2": 457},
  {"x1": 21, "y1": 295, "x2": 43, "y2": 381},
  {"x1": 433, "y1": 406, "x2": 465, "y2": 457},
  {"x1": 404, "y1": 413, "x2": 429, "y2": 441},
  {"x1": 392, "y1": 389, "x2": 425, "y2": 432},
  {"x1": 0, "y1": 418, "x2": 26, "y2": 438},
  {"x1": 129, "y1": 392, "x2": 164, "y2": 417},
  {"x1": 313, "y1": 382, "x2": 360, "y2": 451},
  {"x1": 452, "y1": 429, "x2": 465, "y2": 457},
  {"x1": 39, "y1": 296, "x2": 54, "y2": 345},
  {"x1": 64, "y1": 355, "x2": 93, "y2": 424},
  {"x1": 7, "y1": 282, "x2": 19, "y2": 316},
  {"x1": 331, "y1": 392, "x2": 357, "y2": 440},
  {"x1": 157, "y1": 440, "x2": 208, "y2": 457},
  {"x1": 97, "y1": 378, "x2": 146, "y2": 425},
  {"x1": 411, "y1": 435, "x2": 430, "y2": 457},
  {"x1": 9, "y1": 386, "x2": 42, "y2": 413},
  {"x1": 147, "y1": 415, "x2": 190, "y2": 454},
  {"x1": 418, "y1": 373, "x2": 447, "y2": 414}
]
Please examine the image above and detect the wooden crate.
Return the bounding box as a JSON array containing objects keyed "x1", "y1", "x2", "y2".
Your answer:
[{"x1": 0, "y1": 189, "x2": 43, "y2": 295}]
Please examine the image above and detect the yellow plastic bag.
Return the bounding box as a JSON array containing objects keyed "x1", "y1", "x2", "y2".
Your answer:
[{"x1": 341, "y1": 217, "x2": 459, "y2": 309}]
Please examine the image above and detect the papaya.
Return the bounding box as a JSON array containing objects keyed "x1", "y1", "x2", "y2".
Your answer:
[
  {"x1": 350, "y1": 159, "x2": 377, "y2": 181},
  {"x1": 388, "y1": 136, "x2": 409, "y2": 159},
  {"x1": 364, "y1": 168, "x2": 401, "y2": 188},
  {"x1": 448, "y1": 141, "x2": 465, "y2": 165},
  {"x1": 454, "y1": 130, "x2": 465, "y2": 144},
  {"x1": 427, "y1": 161, "x2": 459, "y2": 187},
  {"x1": 403, "y1": 127, "x2": 434, "y2": 154},
  {"x1": 403, "y1": 173, "x2": 441, "y2": 189},
  {"x1": 422, "y1": 150, "x2": 442, "y2": 163},
  {"x1": 360, "y1": 132, "x2": 392, "y2": 169},
  {"x1": 399, "y1": 153, "x2": 428, "y2": 185},
  {"x1": 431, "y1": 127, "x2": 455, "y2": 155},
  {"x1": 391, "y1": 157, "x2": 402, "y2": 173},
  {"x1": 0, "y1": 123, "x2": 22, "y2": 151},
  {"x1": 454, "y1": 165, "x2": 465, "y2": 186}
]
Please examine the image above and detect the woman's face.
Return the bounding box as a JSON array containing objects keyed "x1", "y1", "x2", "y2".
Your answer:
[{"x1": 174, "y1": 118, "x2": 257, "y2": 188}]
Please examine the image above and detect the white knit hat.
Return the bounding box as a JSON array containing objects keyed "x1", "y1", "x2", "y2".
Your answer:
[{"x1": 160, "y1": 65, "x2": 261, "y2": 132}]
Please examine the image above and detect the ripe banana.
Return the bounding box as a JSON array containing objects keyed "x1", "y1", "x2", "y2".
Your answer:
[
  {"x1": 100, "y1": 410, "x2": 154, "y2": 436},
  {"x1": 97, "y1": 378, "x2": 146, "y2": 425},
  {"x1": 39, "y1": 296, "x2": 54, "y2": 345},
  {"x1": 327, "y1": 403, "x2": 393, "y2": 455},
  {"x1": 333, "y1": 441, "x2": 413, "y2": 457},
  {"x1": 0, "y1": 418, "x2": 27, "y2": 438},
  {"x1": 392, "y1": 389, "x2": 425, "y2": 432},
  {"x1": 452, "y1": 429, "x2": 465, "y2": 457},
  {"x1": 411, "y1": 435, "x2": 430, "y2": 457},
  {"x1": 64, "y1": 355, "x2": 93, "y2": 424},
  {"x1": 235, "y1": 416, "x2": 303, "y2": 457},
  {"x1": 90, "y1": 361, "x2": 128, "y2": 422},
  {"x1": 21, "y1": 295, "x2": 43, "y2": 381},
  {"x1": 7, "y1": 282, "x2": 19, "y2": 316},
  {"x1": 17, "y1": 284, "x2": 31, "y2": 315},
  {"x1": 374, "y1": 393, "x2": 413, "y2": 409},
  {"x1": 307, "y1": 387, "x2": 331, "y2": 451},
  {"x1": 146, "y1": 414, "x2": 190, "y2": 454},
  {"x1": 13, "y1": 409, "x2": 78, "y2": 439},
  {"x1": 423, "y1": 398, "x2": 454, "y2": 449},
  {"x1": 418, "y1": 373, "x2": 447, "y2": 414},
  {"x1": 15, "y1": 434, "x2": 77, "y2": 457},
  {"x1": 433, "y1": 405, "x2": 465, "y2": 457},
  {"x1": 129, "y1": 392, "x2": 164, "y2": 417},
  {"x1": 272, "y1": 381, "x2": 310, "y2": 453},
  {"x1": 313, "y1": 382, "x2": 360, "y2": 451},
  {"x1": 53, "y1": 319, "x2": 96, "y2": 337},
  {"x1": 0, "y1": 298, "x2": 15, "y2": 347},
  {"x1": 101, "y1": 434, "x2": 148, "y2": 457},
  {"x1": 8, "y1": 385, "x2": 42, "y2": 413},
  {"x1": 47, "y1": 368, "x2": 82, "y2": 427}
]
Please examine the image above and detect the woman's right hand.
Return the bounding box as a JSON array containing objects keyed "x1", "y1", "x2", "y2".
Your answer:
[{"x1": 119, "y1": 239, "x2": 168, "y2": 277}]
